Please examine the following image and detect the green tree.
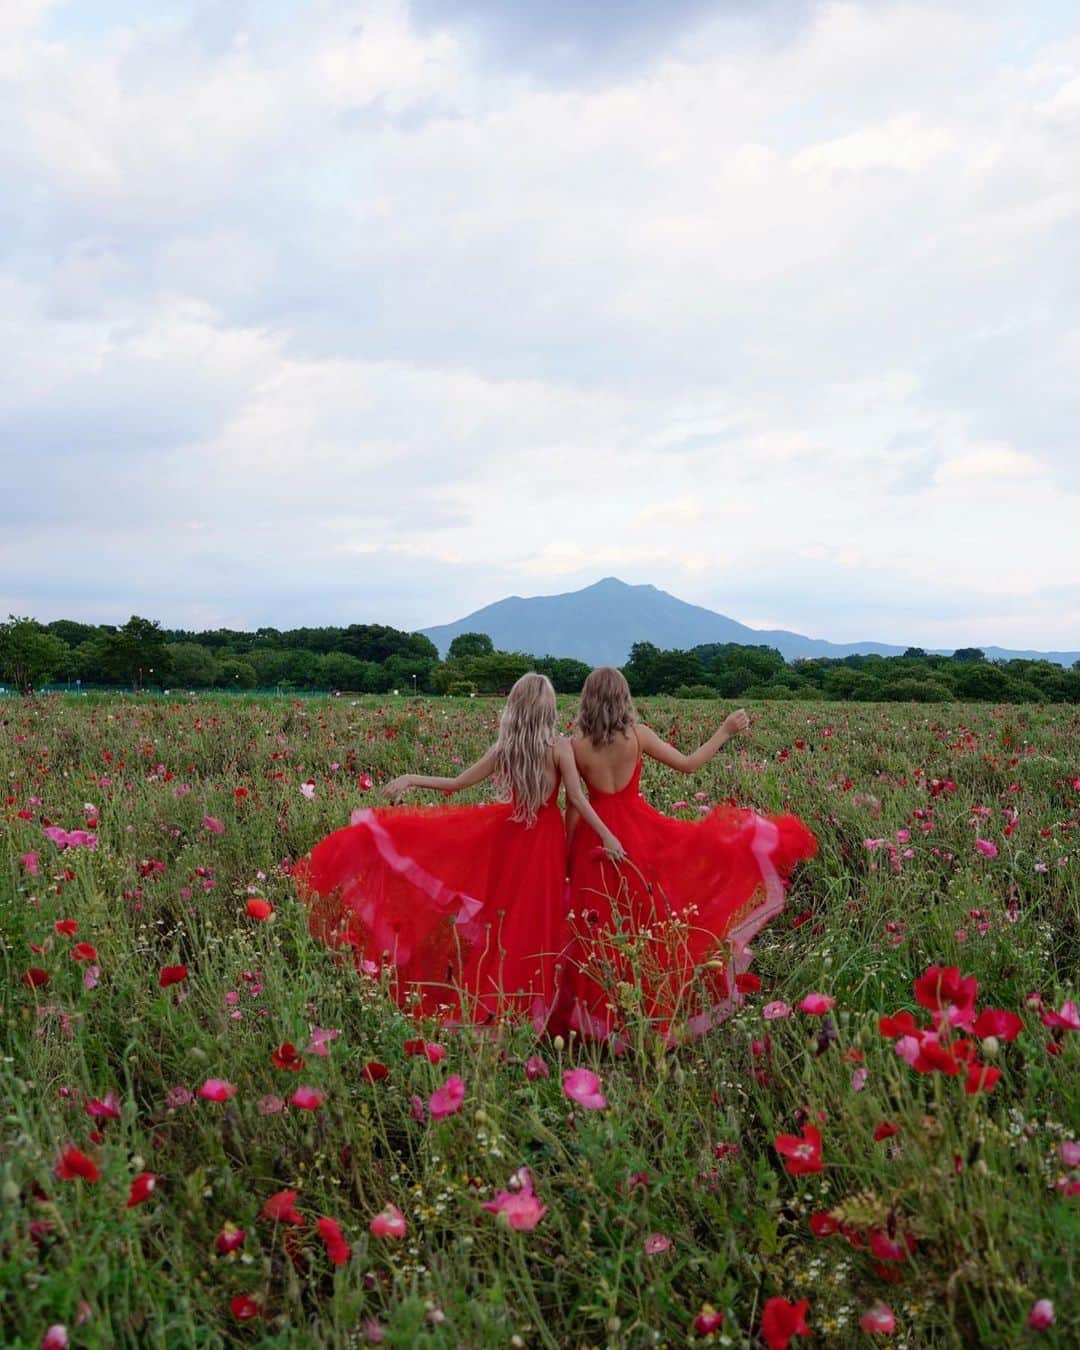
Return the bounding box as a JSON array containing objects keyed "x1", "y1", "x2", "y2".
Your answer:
[
  {"x1": 166, "y1": 642, "x2": 217, "y2": 688},
  {"x1": 215, "y1": 658, "x2": 258, "y2": 689},
  {"x1": 952, "y1": 647, "x2": 986, "y2": 663},
  {"x1": 448, "y1": 632, "x2": 495, "y2": 660},
  {"x1": 101, "y1": 617, "x2": 172, "y2": 690},
  {"x1": 623, "y1": 641, "x2": 662, "y2": 694},
  {"x1": 0, "y1": 616, "x2": 68, "y2": 695},
  {"x1": 319, "y1": 652, "x2": 367, "y2": 691},
  {"x1": 534, "y1": 656, "x2": 593, "y2": 694}
]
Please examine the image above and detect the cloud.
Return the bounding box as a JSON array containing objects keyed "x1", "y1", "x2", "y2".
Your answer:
[{"x1": 2, "y1": 0, "x2": 1079, "y2": 650}]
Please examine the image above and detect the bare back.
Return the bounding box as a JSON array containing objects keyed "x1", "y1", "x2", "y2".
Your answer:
[{"x1": 571, "y1": 726, "x2": 641, "y2": 795}]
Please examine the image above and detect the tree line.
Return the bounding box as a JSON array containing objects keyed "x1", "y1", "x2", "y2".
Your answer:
[{"x1": 1, "y1": 615, "x2": 1078, "y2": 702}]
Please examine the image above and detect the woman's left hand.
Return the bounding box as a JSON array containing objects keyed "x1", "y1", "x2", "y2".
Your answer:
[{"x1": 383, "y1": 775, "x2": 413, "y2": 802}]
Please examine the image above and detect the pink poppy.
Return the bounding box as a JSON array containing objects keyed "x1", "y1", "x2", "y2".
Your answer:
[
  {"x1": 1040, "y1": 1000, "x2": 1080, "y2": 1031},
  {"x1": 85, "y1": 1093, "x2": 122, "y2": 1120},
  {"x1": 306, "y1": 1026, "x2": 340, "y2": 1056},
  {"x1": 369, "y1": 1203, "x2": 406, "y2": 1239},
  {"x1": 482, "y1": 1168, "x2": 548, "y2": 1230},
  {"x1": 859, "y1": 1302, "x2": 896, "y2": 1334},
  {"x1": 763, "y1": 1001, "x2": 792, "y2": 1021},
  {"x1": 428, "y1": 1074, "x2": 465, "y2": 1118},
  {"x1": 41, "y1": 1328, "x2": 69, "y2": 1350},
  {"x1": 1028, "y1": 1300, "x2": 1054, "y2": 1330},
  {"x1": 797, "y1": 993, "x2": 835, "y2": 1016},
  {"x1": 975, "y1": 839, "x2": 998, "y2": 858},
  {"x1": 524, "y1": 1055, "x2": 550, "y2": 1081},
  {"x1": 199, "y1": 1078, "x2": 237, "y2": 1102},
  {"x1": 289, "y1": 1086, "x2": 326, "y2": 1111},
  {"x1": 20, "y1": 852, "x2": 40, "y2": 875},
  {"x1": 562, "y1": 1068, "x2": 607, "y2": 1110},
  {"x1": 643, "y1": 1233, "x2": 673, "y2": 1254}
]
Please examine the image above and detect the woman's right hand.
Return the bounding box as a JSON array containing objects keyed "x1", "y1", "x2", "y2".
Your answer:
[
  {"x1": 722, "y1": 708, "x2": 750, "y2": 739},
  {"x1": 603, "y1": 833, "x2": 627, "y2": 863}
]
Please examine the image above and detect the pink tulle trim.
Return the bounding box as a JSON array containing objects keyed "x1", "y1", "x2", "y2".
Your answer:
[{"x1": 346, "y1": 808, "x2": 485, "y2": 932}]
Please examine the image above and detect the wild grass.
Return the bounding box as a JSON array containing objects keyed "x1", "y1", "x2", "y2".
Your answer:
[{"x1": 1, "y1": 695, "x2": 1077, "y2": 1347}]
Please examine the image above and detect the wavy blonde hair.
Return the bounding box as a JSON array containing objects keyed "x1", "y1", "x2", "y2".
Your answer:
[
  {"x1": 576, "y1": 666, "x2": 637, "y2": 747},
  {"x1": 492, "y1": 673, "x2": 557, "y2": 825}
]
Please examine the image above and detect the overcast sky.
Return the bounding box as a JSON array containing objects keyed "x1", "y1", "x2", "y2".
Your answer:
[{"x1": 2, "y1": 0, "x2": 1079, "y2": 649}]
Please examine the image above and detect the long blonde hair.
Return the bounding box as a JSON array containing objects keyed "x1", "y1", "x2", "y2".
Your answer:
[
  {"x1": 492, "y1": 673, "x2": 557, "y2": 825},
  {"x1": 576, "y1": 666, "x2": 637, "y2": 746}
]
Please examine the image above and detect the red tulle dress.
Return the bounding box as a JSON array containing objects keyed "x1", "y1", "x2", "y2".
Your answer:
[
  {"x1": 294, "y1": 783, "x2": 568, "y2": 1033},
  {"x1": 564, "y1": 759, "x2": 817, "y2": 1045}
]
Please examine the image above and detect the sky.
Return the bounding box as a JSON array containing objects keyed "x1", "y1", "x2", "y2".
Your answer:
[{"x1": 2, "y1": 0, "x2": 1079, "y2": 650}]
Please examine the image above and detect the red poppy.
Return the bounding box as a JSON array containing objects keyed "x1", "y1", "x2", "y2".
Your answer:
[
  {"x1": 809, "y1": 1212, "x2": 839, "y2": 1237},
  {"x1": 245, "y1": 898, "x2": 273, "y2": 921},
  {"x1": 917, "y1": 1040, "x2": 962, "y2": 1076},
  {"x1": 126, "y1": 1172, "x2": 158, "y2": 1207},
  {"x1": 71, "y1": 943, "x2": 97, "y2": 962},
  {"x1": 914, "y1": 964, "x2": 977, "y2": 1025},
  {"x1": 229, "y1": 1294, "x2": 261, "y2": 1321},
  {"x1": 22, "y1": 967, "x2": 50, "y2": 989},
  {"x1": 873, "y1": 1121, "x2": 900, "y2": 1142},
  {"x1": 85, "y1": 1093, "x2": 122, "y2": 1120},
  {"x1": 317, "y1": 1216, "x2": 352, "y2": 1266},
  {"x1": 735, "y1": 972, "x2": 762, "y2": 994},
  {"x1": 234, "y1": 787, "x2": 249, "y2": 799},
  {"x1": 878, "y1": 1011, "x2": 919, "y2": 1038},
  {"x1": 693, "y1": 1306, "x2": 725, "y2": 1335},
  {"x1": 869, "y1": 1229, "x2": 916, "y2": 1262},
  {"x1": 261, "y1": 1189, "x2": 305, "y2": 1225},
  {"x1": 272, "y1": 1042, "x2": 305, "y2": 1072},
  {"x1": 362, "y1": 1061, "x2": 389, "y2": 1082},
  {"x1": 54, "y1": 920, "x2": 78, "y2": 937},
  {"x1": 761, "y1": 1297, "x2": 811, "y2": 1350},
  {"x1": 972, "y1": 1009, "x2": 1023, "y2": 1041},
  {"x1": 159, "y1": 965, "x2": 188, "y2": 988},
  {"x1": 964, "y1": 1062, "x2": 1001, "y2": 1095},
  {"x1": 774, "y1": 1124, "x2": 823, "y2": 1176},
  {"x1": 56, "y1": 1146, "x2": 100, "y2": 1182},
  {"x1": 215, "y1": 1224, "x2": 246, "y2": 1254}
]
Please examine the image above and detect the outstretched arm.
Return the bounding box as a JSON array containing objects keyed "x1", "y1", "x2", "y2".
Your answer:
[
  {"x1": 637, "y1": 709, "x2": 749, "y2": 774},
  {"x1": 384, "y1": 746, "x2": 498, "y2": 802},
  {"x1": 555, "y1": 740, "x2": 625, "y2": 861}
]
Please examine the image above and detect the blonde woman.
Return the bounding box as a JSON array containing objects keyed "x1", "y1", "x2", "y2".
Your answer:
[
  {"x1": 296, "y1": 673, "x2": 623, "y2": 1033},
  {"x1": 564, "y1": 667, "x2": 817, "y2": 1044}
]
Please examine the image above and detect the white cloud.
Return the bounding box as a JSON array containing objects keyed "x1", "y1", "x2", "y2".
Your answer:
[{"x1": 1, "y1": 0, "x2": 1079, "y2": 649}]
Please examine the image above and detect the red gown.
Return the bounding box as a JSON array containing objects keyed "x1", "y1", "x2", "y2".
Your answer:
[
  {"x1": 564, "y1": 760, "x2": 817, "y2": 1045},
  {"x1": 294, "y1": 784, "x2": 568, "y2": 1033}
]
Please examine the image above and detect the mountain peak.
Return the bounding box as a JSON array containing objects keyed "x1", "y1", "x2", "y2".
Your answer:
[{"x1": 418, "y1": 579, "x2": 1080, "y2": 668}]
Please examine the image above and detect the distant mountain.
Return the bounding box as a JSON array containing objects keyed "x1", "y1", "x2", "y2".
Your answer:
[{"x1": 420, "y1": 577, "x2": 1080, "y2": 668}]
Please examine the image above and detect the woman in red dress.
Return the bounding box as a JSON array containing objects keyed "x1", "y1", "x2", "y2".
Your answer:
[
  {"x1": 564, "y1": 668, "x2": 817, "y2": 1046},
  {"x1": 295, "y1": 674, "x2": 624, "y2": 1033}
]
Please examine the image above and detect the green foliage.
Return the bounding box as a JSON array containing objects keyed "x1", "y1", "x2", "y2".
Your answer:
[
  {"x1": 448, "y1": 631, "x2": 495, "y2": 659},
  {"x1": 100, "y1": 616, "x2": 172, "y2": 690},
  {"x1": 0, "y1": 615, "x2": 68, "y2": 694}
]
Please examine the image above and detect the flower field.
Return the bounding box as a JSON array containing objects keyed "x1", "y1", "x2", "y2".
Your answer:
[{"x1": 1, "y1": 694, "x2": 1077, "y2": 1348}]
